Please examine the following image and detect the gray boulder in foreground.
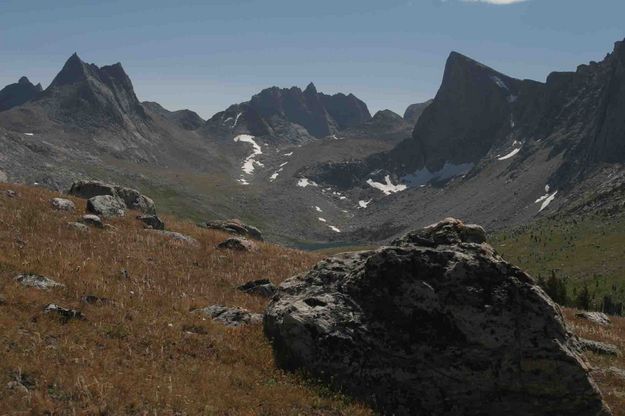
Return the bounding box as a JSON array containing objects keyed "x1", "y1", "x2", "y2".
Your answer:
[
  {"x1": 195, "y1": 305, "x2": 262, "y2": 327},
  {"x1": 264, "y1": 218, "x2": 611, "y2": 416},
  {"x1": 87, "y1": 195, "x2": 126, "y2": 218},
  {"x1": 199, "y1": 219, "x2": 263, "y2": 241},
  {"x1": 15, "y1": 274, "x2": 64, "y2": 290},
  {"x1": 68, "y1": 180, "x2": 155, "y2": 214},
  {"x1": 50, "y1": 197, "x2": 75, "y2": 211},
  {"x1": 576, "y1": 311, "x2": 611, "y2": 326}
]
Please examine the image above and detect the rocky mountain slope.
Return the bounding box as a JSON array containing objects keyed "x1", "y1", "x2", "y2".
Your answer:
[{"x1": 0, "y1": 76, "x2": 42, "y2": 112}]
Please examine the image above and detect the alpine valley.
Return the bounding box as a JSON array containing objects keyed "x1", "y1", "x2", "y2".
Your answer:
[{"x1": 2, "y1": 38, "x2": 625, "y2": 246}]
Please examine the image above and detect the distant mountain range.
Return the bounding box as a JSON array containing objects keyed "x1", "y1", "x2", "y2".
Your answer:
[{"x1": 1, "y1": 39, "x2": 624, "y2": 245}]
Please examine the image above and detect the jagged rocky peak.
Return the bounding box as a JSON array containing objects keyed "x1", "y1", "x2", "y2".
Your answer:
[{"x1": 0, "y1": 75, "x2": 43, "y2": 111}]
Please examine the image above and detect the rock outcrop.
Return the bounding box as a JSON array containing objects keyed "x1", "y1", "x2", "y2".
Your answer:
[
  {"x1": 87, "y1": 195, "x2": 126, "y2": 218},
  {"x1": 217, "y1": 237, "x2": 256, "y2": 252},
  {"x1": 199, "y1": 219, "x2": 263, "y2": 241},
  {"x1": 69, "y1": 180, "x2": 155, "y2": 214},
  {"x1": 238, "y1": 279, "x2": 277, "y2": 298},
  {"x1": 264, "y1": 218, "x2": 611, "y2": 416},
  {"x1": 50, "y1": 197, "x2": 76, "y2": 212},
  {"x1": 15, "y1": 274, "x2": 64, "y2": 290},
  {"x1": 194, "y1": 305, "x2": 262, "y2": 327}
]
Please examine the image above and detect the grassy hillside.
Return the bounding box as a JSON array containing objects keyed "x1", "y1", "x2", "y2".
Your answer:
[
  {"x1": 0, "y1": 184, "x2": 370, "y2": 415},
  {"x1": 492, "y1": 213, "x2": 625, "y2": 312},
  {"x1": 1, "y1": 183, "x2": 625, "y2": 415}
]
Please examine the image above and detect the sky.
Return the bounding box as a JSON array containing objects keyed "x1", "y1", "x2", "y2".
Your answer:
[{"x1": 1, "y1": 0, "x2": 624, "y2": 119}]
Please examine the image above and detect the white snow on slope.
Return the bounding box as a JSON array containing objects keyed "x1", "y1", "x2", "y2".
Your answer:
[
  {"x1": 23, "y1": 133, "x2": 34, "y2": 136},
  {"x1": 318, "y1": 217, "x2": 326, "y2": 223},
  {"x1": 233, "y1": 112, "x2": 243, "y2": 128},
  {"x1": 297, "y1": 178, "x2": 318, "y2": 188},
  {"x1": 315, "y1": 206, "x2": 323, "y2": 212},
  {"x1": 535, "y1": 188, "x2": 558, "y2": 212},
  {"x1": 491, "y1": 76, "x2": 509, "y2": 91},
  {"x1": 366, "y1": 175, "x2": 407, "y2": 195},
  {"x1": 358, "y1": 200, "x2": 372, "y2": 209},
  {"x1": 283, "y1": 152, "x2": 294, "y2": 157},
  {"x1": 234, "y1": 134, "x2": 263, "y2": 180},
  {"x1": 270, "y1": 172, "x2": 279, "y2": 181},
  {"x1": 498, "y1": 147, "x2": 521, "y2": 160},
  {"x1": 223, "y1": 117, "x2": 233, "y2": 125},
  {"x1": 328, "y1": 225, "x2": 341, "y2": 233}
]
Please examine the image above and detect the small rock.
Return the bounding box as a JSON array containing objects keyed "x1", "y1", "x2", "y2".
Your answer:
[
  {"x1": 217, "y1": 237, "x2": 256, "y2": 252},
  {"x1": 199, "y1": 219, "x2": 263, "y2": 241},
  {"x1": 238, "y1": 279, "x2": 277, "y2": 298},
  {"x1": 576, "y1": 338, "x2": 620, "y2": 356},
  {"x1": 194, "y1": 305, "x2": 262, "y2": 327},
  {"x1": 79, "y1": 214, "x2": 103, "y2": 228},
  {"x1": 67, "y1": 222, "x2": 89, "y2": 232},
  {"x1": 87, "y1": 195, "x2": 126, "y2": 217},
  {"x1": 14, "y1": 273, "x2": 64, "y2": 290},
  {"x1": 576, "y1": 311, "x2": 611, "y2": 326},
  {"x1": 137, "y1": 214, "x2": 165, "y2": 230},
  {"x1": 50, "y1": 198, "x2": 76, "y2": 211},
  {"x1": 44, "y1": 304, "x2": 85, "y2": 323},
  {"x1": 5, "y1": 190, "x2": 17, "y2": 198},
  {"x1": 148, "y1": 230, "x2": 199, "y2": 246}
]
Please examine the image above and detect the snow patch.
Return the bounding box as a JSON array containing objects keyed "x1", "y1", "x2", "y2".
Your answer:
[
  {"x1": 366, "y1": 175, "x2": 407, "y2": 195},
  {"x1": 491, "y1": 76, "x2": 509, "y2": 91},
  {"x1": 498, "y1": 147, "x2": 521, "y2": 161},
  {"x1": 401, "y1": 162, "x2": 474, "y2": 187},
  {"x1": 358, "y1": 199, "x2": 372, "y2": 209},
  {"x1": 315, "y1": 206, "x2": 323, "y2": 213},
  {"x1": 297, "y1": 178, "x2": 318, "y2": 188},
  {"x1": 270, "y1": 172, "x2": 279, "y2": 181},
  {"x1": 318, "y1": 217, "x2": 327, "y2": 223},
  {"x1": 328, "y1": 225, "x2": 341, "y2": 233},
  {"x1": 535, "y1": 188, "x2": 558, "y2": 212},
  {"x1": 234, "y1": 134, "x2": 263, "y2": 180},
  {"x1": 23, "y1": 133, "x2": 34, "y2": 136},
  {"x1": 279, "y1": 162, "x2": 288, "y2": 168},
  {"x1": 283, "y1": 152, "x2": 294, "y2": 157},
  {"x1": 233, "y1": 112, "x2": 243, "y2": 128}
]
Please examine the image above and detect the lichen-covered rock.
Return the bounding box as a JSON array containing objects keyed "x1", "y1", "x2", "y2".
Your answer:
[
  {"x1": 15, "y1": 274, "x2": 64, "y2": 290},
  {"x1": 217, "y1": 237, "x2": 256, "y2": 252},
  {"x1": 50, "y1": 197, "x2": 75, "y2": 211},
  {"x1": 87, "y1": 195, "x2": 126, "y2": 217},
  {"x1": 79, "y1": 214, "x2": 103, "y2": 228},
  {"x1": 194, "y1": 305, "x2": 262, "y2": 327},
  {"x1": 264, "y1": 218, "x2": 611, "y2": 416},
  {"x1": 44, "y1": 304, "x2": 85, "y2": 323},
  {"x1": 576, "y1": 338, "x2": 620, "y2": 356},
  {"x1": 67, "y1": 221, "x2": 89, "y2": 232},
  {"x1": 147, "y1": 230, "x2": 199, "y2": 246},
  {"x1": 199, "y1": 219, "x2": 263, "y2": 241},
  {"x1": 576, "y1": 311, "x2": 611, "y2": 326}
]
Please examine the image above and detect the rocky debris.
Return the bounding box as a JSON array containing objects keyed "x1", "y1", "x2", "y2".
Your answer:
[
  {"x1": 44, "y1": 304, "x2": 85, "y2": 323},
  {"x1": 238, "y1": 279, "x2": 277, "y2": 298},
  {"x1": 576, "y1": 311, "x2": 611, "y2": 326},
  {"x1": 14, "y1": 273, "x2": 64, "y2": 290},
  {"x1": 194, "y1": 305, "x2": 262, "y2": 327},
  {"x1": 87, "y1": 195, "x2": 126, "y2": 218},
  {"x1": 198, "y1": 219, "x2": 263, "y2": 241},
  {"x1": 80, "y1": 295, "x2": 114, "y2": 306},
  {"x1": 67, "y1": 221, "x2": 89, "y2": 232},
  {"x1": 50, "y1": 197, "x2": 76, "y2": 211},
  {"x1": 264, "y1": 218, "x2": 611, "y2": 416},
  {"x1": 4, "y1": 190, "x2": 17, "y2": 198},
  {"x1": 79, "y1": 214, "x2": 103, "y2": 228},
  {"x1": 148, "y1": 230, "x2": 199, "y2": 246},
  {"x1": 68, "y1": 180, "x2": 156, "y2": 214},
  {"x1": 217, "y1": 237, "x2": 256, "y2": 252},
  {"x1": 576, "y1": 338, "x2": 620, "y2": 356},
  {"x1": 392, "y1": 217, "x2": 487, "y2": 246},
  {"x1": 137, "y1": 214, "x2": 165, "y2": 230}
]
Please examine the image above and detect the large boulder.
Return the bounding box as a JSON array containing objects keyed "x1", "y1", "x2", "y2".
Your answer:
[
  {"x1": 198, "y1": 219, "x2": 263, "y2": 241},
  {"x1": 50, "y1": 198, "x2": 76, "y2": 212},
  {"x1": 264, "y1": 218, "x2": 611, "y2": 416},
  {"x1": 87, "y1": 195, "x2": 126, "y2": 218},
  {"x1": 217, "y1": 237, "x2": 256, "y2": 252},
  {"x1": 68, "y1": 180, "x2": 155, "y2": 214}
]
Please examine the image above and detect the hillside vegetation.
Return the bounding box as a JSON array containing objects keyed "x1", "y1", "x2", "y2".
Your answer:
[
  {"x1": 0, "y1": 184, "x2": 370, "y2": 415},
  {"x1": 1, "y1": 183, "x2": 625, "y2": 414}
]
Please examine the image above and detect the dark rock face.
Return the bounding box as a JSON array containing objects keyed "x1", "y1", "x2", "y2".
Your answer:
[
  {"x1": 0, "y1": 76, "x2": 42, "y2": 112},
  {"x1": 199, "y1": 219, "x2": 263, "y2": 241},
  {"x1": 265, "y1": 219, "x2": 611, "y2": 416},
  {"x1": 142, "y1": 101, "x2": 204, "y2": 130},
  {"x1": 68, "y1": 180, "x2": 155, "y2": 214},
  {"x1": 403, "y1": 99, "x2": 433, "y2": 125},
  {"x1": 202, "y1": 83, "x2": 371, "y2": 143}
]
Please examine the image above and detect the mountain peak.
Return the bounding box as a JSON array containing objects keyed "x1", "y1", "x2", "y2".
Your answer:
[
  {"x1": 304, "y1": 82, "x2": 318, "y2": 94},
  {"x1": 18, "y1": 76, "x2": 31, "y2": 85},
  {"x1": 50, "y1": 53, "x2": 90, "y2": 87}
]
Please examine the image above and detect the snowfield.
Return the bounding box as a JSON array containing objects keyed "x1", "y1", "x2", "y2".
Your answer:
[
  {"x1": 234, "y1": 134, "x2": 263, "y2": 176},
  {"x1": 297, "y1": 178, "x2": 318, "y2": 188},
  {"x1": 498, "y1": 147, "x2": 521, "y2": 160},
  {"x1": 366, "y1": 175, "x2": 407, "y2": 195}
]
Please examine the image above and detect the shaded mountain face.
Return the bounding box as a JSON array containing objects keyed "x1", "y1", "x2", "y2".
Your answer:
[
  {"x1": 142, "y1": 101, "x2": 204, "y2": 130},
  {"x1": 202, "y1": 83, "x2": 371, "y2": 143},
  {"x1": 403, "y1": 99, "x2": 432, "y2": 125},
  {"x1": 0, "y1": 76, "x2": 42, "y2": 112}
]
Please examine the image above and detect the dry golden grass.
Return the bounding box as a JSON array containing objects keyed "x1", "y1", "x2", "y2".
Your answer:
[
  {"x1": 563, "y1": 308, "x2": 625, "y2": 415},
  {"x1": 0, "y1": 184, "x2": 371, "y2": 415}
]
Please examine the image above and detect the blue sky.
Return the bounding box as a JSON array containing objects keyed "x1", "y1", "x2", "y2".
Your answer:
[{"x1": 1, "y1": 0, "x2": 624, "y2": 118}]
